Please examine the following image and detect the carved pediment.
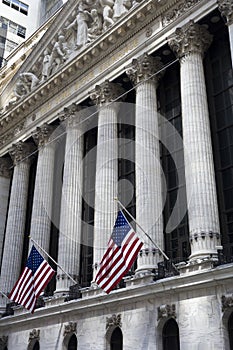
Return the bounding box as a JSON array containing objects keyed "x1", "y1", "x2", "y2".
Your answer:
[{"x1": 1, "y1": 0, "x2": 141, "y2": 109}]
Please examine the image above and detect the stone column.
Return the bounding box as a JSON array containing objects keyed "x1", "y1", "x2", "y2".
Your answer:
[
  {"x1": 0, "y1": 158, "x2": 12, "y2": 265},
  {"x1": 30, "y1": 123, "x2": 56, "y2": 254},
  {"x1": 0, "y1": 142, "x2": 34, "y2": 310},
  {"x1": 90, "y1": 80, "x2": 124, "y2": 280},
  {"x1": 169, "y1": 20, "x2": 221, "y2": 261},
  {"x1": 126, "y1": 53, "x2": 164, "y2": 274},
  {"x1": 55, "y1": 104, "x2": 84, "y2": 294},
  {"x1": 218, "y1": 0, "x2": 233, "y2": 67}
]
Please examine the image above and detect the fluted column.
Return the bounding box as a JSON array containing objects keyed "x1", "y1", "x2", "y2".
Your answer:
[
  {"x1": 126, "y1": 53, "x2": 164, "y2": 273},
  {"x1": 90, "y1": 81, "x2": 124, "y2": 280},
  {"x1": 0, "y1": 158, "x2": 12, "y2": 265},
  {"x1": 0, "y1": 142, "x2": 34, "y2": 310},
  {"x1": 30, "y1": 123, "x2": 56, "y2": 255},
  {"x1": 56, "y1": 104, "x2": 84, "y2": 293},
  {"x1": 218, "y1": 0, "x2": 233, "y2": 67},
  {"x1": 169, "y1": 21, "x2": 220, "y2": 261}
]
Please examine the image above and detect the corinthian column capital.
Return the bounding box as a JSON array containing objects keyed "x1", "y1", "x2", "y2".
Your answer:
[
  {"x1": 169, "y1": 20, "x2": 212, "y2": 58},
  {"x1": 218, "y1": 0, "x2": 233, "y2": 24},
  {"x1": 9, "y1": 141, "x2": 35, "y2": 165},
  {"x1": 90, "y1": 80, "x2": 125, "y2": 106},
  {"x1": 32, "y1": 123, "x2": 56, "y2": 147},
  {"x1": 126, "y1": 53, "x2": 164, "y2": 85}
]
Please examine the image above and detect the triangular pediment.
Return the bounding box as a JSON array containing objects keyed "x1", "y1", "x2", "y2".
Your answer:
[{"x1": 1, "y1": 0, "x2": 151, "y2": 111}]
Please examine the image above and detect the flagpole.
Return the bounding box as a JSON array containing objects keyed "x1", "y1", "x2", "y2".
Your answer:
[
  {"x1": 0, "y1": 290, "x2": 9, "y2": 300},
  {"x1": 29, "y1": 237, "x2": 77, "y2": 285},
  {"x1": 114, "y1": 198, "x2": 179, "y2": 273}
]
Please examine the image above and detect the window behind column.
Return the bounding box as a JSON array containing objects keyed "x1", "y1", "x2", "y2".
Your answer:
[
  {"x1": 228, "y1": 312, "x2": 233, "y2": 350},
  {"x1": 81, "y1": 126, "x2": 97, "y2": 287},
  {"x1": 204, "y1": 14, "x2": 233, "y2": 258},
  {"x1": 158, "y1": 61, "x2": 190, "y2": 262}
]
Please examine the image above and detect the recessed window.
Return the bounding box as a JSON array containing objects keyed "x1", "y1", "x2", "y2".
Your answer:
[
  {"x1": 0, "y1": 16, "x2": 26, "y2": 39},
  {"x1": 162, "y1": 319, "x2": 180, "y2": 350},
  {"x1": 2, "y1": 0, "x2": 28, "y2": 15},
  {"x1": 110, "y1": 327, "x2": 123, "y2": 350},
  {"x1": 68, "y1": 334, "x2": 77, "y2": 350}
]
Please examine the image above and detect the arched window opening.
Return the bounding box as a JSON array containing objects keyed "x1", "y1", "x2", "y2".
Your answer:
[
  {"x1": 162, "y1": 318, "x2": 180, "y2": 350},
  {"x1": 110, "y1": 327, "x2": 123, "y2": 350},
  {"x1": 228, "y1": 312, "x2": 233, "y2": 349},
  {"x1": 68, "y1": 334, "x2": 77, "y2": 350},
  {"x1": 32, "y1": 341, "x2": 39, "y2": 350}
]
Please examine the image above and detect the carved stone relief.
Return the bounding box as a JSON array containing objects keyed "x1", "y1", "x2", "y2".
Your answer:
[
  {"x1": 29, "y1": 329, "x2": 40, "y2": 342},
  {"x1": 106, "y1": 313, "x2": 122, "y2": 340},
  {"x1": 162, "y1": 0, "x2": 202, "y2": 26},
  {"x1": 222, "y1": 294, "x2": 233, "y2": 312},
  {"x1": 157, "y1": 304, "x2": 176, "y2": 320},
  {"x1": 63, "y1": 322, "x2": 77, "y2": 337},
  {"x1": 106, "y1": 313, "x2": 122, "y2": 329},
  {"x1": 11, "y1": 0, "x2": 137, "y2": 103},
  {"x1": 0, "y1": 336, "x2": 8, "y2": 349}
]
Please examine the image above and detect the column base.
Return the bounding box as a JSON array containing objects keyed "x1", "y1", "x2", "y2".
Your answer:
[
  {"x1": 124, "y1": 272, "x2": 155, "y2": 287},
  {"x1": 178, "y1": 258, "x2": 217, "y2": 275}
]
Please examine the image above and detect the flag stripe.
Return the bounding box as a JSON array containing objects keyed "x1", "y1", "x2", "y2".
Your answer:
[
  {"x1": 95, "y1": 211, "x2": 143, "y2": 293},
  {"x1": 9, "y1": 245, "x2": 55, "y2": 313}
]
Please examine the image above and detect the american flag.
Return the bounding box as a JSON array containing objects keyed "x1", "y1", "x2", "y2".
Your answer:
[
  {"x1": 95, "y1": 210, "x2": 143, "y2": 293},
  {"x1": 9, "y1": 245, "x2": 55, "y2": 313}
]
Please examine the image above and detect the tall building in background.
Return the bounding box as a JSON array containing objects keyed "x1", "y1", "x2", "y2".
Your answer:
[{"x1": 0, "y1": 0, "x2": 67, "y2": 67}]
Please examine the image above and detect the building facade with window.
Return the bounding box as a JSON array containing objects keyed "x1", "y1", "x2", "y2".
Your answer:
[
  {"x1": 0, "y1": 0, "x2": 233, "y2": 349},
  {"x1": 0, "y1": 0, "x2": 67, "y2": 67}
]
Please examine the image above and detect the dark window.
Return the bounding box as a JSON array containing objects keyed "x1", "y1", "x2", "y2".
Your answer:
[
  {"x1": 2, "y1": 0, "x2": 10, "y2": 6},
  {"x1": 205, "y1": 16, "x2": 233, "y2": 257},
  {"x1": 228, "y1": 312, "x2": 233, "y2": 350},
  {"x1": 33, "y1": 341, "x2": 40, "y2": 350},
  {"x1": 68, "y1": 334, "x2": 77, "y2": 350},
  {"x1": 158, "y1": 62, "x2": 190, "y2": 262},
  {"x1": 110, "y1": 327, "x2": 123, "y2": 350},
  {"x1": 162, "y1": 319, "x2": 180, "y2": 350},
  {"x1": 2, "y1": 0, "x2": 28, "y2": 15},
  {"x1": 81, "y1": 126, "x2": 97, "y2": 287},
  {"x1": 17, "y1": 25, "x2": 26, "y2": 38}
]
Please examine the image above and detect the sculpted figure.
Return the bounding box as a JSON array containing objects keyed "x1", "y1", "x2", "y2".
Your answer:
[
  {"x1": 65, "y1": 3, "x2": 90, "y2": 49},
  {"x1": 41, "y1": 49, "x2": 51, "y2": 81},
  {"x1": 19, "y1": 72, "x2": 39, "y2": 92},
  {"x1": 100, "y1": 0, "x2": 114, "y2": 30},
  {"x1": 49, "y1": 35, "x2": 70, "y2": 74},
  {"x1": 88, "y1": 9, "x2": 103, "y2": 40},
  {"x1": 14, "y1": 79, "x2": 28, "y2": 98}
]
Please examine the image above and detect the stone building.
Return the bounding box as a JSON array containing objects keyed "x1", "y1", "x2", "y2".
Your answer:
[{"x1": 0, "y1": 0, "x2": 233, "y2": 349}]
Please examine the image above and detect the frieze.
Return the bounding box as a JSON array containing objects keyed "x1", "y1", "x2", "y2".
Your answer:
[
  {"x1": 157, "y1": 304, "x2": 176, "y2": 320},
  {"x1": 162, "y1": 0, "x2": 202, "y2": 26}
]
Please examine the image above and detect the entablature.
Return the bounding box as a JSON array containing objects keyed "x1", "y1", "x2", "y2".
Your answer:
[{"x1": 0, "y1": 0, "x2": 218, "y2": 157}]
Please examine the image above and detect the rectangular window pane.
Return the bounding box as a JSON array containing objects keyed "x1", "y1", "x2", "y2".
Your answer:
[
  {"x1": 17, "y1": 25, "x2": 26, "y2": 38},
  {"x1": 2, "y1": 0, "x2": 10, "y2": 6}
]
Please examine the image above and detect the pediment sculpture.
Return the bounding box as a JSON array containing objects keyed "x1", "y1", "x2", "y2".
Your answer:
[{"x1": 9, "y1": 0, "x2": 140, "y2": 106}]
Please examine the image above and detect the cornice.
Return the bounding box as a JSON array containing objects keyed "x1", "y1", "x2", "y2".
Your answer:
[
  {"x1": 0, "y1": 263, "x2": 232, "y2": 331},
  {"x1": 0, "y1": 0, "x2": 217, "y2": 155}
]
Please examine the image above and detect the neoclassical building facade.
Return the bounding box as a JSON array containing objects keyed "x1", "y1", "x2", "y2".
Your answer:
[{"x1": 0, "y1": 0, "x2": 233, "y2": 349}]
